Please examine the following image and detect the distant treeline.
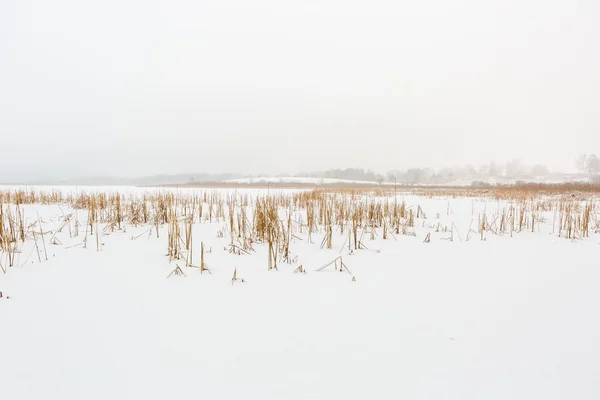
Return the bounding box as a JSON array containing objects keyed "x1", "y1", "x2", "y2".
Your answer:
[
  {"x1": 10, "y1": 154, "x2": 599, "y2": 186},
  {"x1": 298, "y1": 161, "x2": 564, "y2": 184}
]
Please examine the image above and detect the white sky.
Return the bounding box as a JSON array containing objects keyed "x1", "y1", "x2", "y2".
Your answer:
[{"x1": 1, "y1": 0, "x2": 599, "y2": 178}]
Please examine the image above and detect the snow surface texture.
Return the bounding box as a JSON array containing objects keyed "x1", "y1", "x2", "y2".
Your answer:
[{"x1": 1, "y1": 186, "x2": 600, "y2": 400}]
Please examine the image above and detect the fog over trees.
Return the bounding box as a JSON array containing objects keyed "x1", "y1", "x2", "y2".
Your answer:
[
  {"x1": 576, "y1": 154, "x2": 600, "y2": 174},
  {"x1": 299, "y1": 159, "x2": 561, "y2": 184},
  {"x1": 3, "y1": 156, "x2": 597, "y2": 186}
]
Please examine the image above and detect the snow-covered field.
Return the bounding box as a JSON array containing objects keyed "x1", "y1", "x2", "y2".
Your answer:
[{"x1": 1, "y1": 186, "x2": 600, "y2": 399}]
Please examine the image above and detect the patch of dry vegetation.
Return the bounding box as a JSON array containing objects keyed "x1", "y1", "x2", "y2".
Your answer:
[{"x1": 0, "y1": 184, "x2": 599, "y2": 276}]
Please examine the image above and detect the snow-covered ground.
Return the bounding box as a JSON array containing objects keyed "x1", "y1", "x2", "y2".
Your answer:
[{"x1": 1, "y1": 186, "x2": 600, "y2": 399}]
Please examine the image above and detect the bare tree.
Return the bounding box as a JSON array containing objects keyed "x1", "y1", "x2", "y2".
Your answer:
[
  {"x1": 576, "y1": 153, "x2": 589, "y2": 172},
  {"x1": 530, "y1": 164, "x2": 550, "y2": 176},
  {"x1": 586, "y1": 154, "x2": 600, "y2": 173},
  {"x1": 505, "y1": 159, "x2": 525, "y2": 177}
]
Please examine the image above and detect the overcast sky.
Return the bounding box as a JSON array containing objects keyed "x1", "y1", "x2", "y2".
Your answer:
[{"x1": 1, "y1": 0, "x2": 599, "y2": 179}]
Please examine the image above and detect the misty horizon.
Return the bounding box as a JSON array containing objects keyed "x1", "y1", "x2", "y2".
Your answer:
[
  {"x1": 1, "y1": 158, "x2": 597, "y2": 186},
  {"x1": 1, "y1": 1, "x2": 599, "y2": 180}
]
